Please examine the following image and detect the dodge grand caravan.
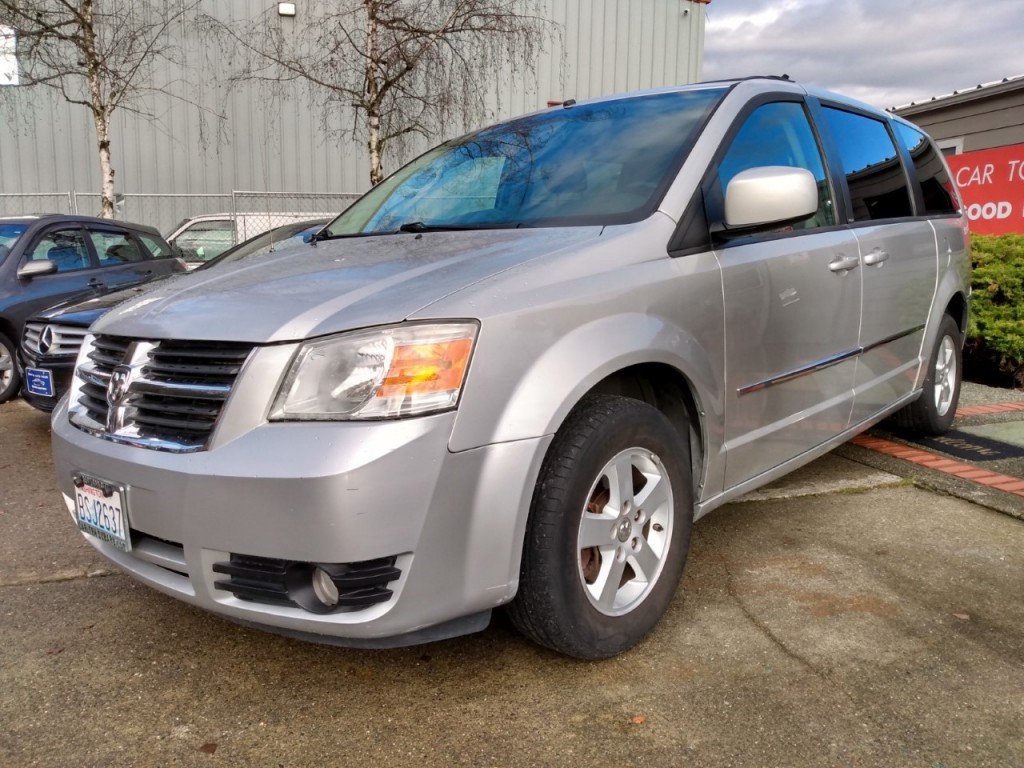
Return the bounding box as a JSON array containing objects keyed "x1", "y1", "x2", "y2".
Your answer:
[{"x1": 51, "y1": 78, "x2": 970, "y2": 659}]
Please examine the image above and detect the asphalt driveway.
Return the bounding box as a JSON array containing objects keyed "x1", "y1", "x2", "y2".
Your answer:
[{"x1": 1, "y1": 399, "x2": 1022, "y2": 767}]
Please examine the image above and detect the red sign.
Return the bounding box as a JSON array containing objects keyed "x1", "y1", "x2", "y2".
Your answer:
[{"x1": 946, "y1": 144, "x2": 1024, "y2": 235}]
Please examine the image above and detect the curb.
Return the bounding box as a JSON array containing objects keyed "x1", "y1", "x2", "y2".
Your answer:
[
  {"x1": 839, "y1": 400, "x2": 1024, "y2": 521},
  {"x1": 851, "y1": 435, "x2": 1024, "y2": 497}
]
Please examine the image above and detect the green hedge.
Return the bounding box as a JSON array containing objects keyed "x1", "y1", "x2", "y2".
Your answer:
[{"x1": 967, "y1": 234, "x2": 1024, "y2": 387}]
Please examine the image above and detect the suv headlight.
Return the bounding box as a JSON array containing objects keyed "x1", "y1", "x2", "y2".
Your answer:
[{"x1": 270, "y1": 322, "x2": 478, "y2": 420}]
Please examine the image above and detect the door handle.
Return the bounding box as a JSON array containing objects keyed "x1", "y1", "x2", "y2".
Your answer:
[
  {"x1": 828, "y1": 254, "x2": 861, "y2": 273},
  {"x1": 863, "y1": 249, "x2": 890, "y2": 266},
  {"x1": 88, "y1": 278, "x2": 105, "y2": 288}
]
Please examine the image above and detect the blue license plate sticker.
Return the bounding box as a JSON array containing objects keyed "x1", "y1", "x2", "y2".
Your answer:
[{"x1": 25, "y1": 368, "x2": 55, "y2": 398}]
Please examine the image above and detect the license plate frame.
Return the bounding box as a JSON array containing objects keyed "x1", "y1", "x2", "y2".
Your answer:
[
  {"x1": 25, "y1": 367, "x2": 55, "y2": 398},
  {"x1": 73, "y1": 473, "x2": 131, "y2": 552}
]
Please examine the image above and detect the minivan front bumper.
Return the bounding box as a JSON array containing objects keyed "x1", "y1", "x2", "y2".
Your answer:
[{"x1": 51, "y1": 401, "x2": 549, "y2": 646}]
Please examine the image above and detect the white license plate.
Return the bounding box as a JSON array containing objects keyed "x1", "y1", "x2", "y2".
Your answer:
[{"x1": 74, "y1": 473, "x2": 131, "y2": 552}]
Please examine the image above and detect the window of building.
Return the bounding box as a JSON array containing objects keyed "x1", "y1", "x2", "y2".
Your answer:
[
  {"x1": 935, "y1": 137, "x2": 964, "y2": 157},
  {"x1": 822, "y1": 107, "x2": 913, "y2": 222},
  {"x1": 0, "y1": 26, "x2": 17, "y2": 86}
]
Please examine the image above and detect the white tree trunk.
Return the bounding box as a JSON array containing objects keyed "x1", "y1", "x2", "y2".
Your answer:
[
  {"x1": 365, "y1": 0, "x2": 383, "y2": 186},
  {"x1": 95, "y1": 114, "x2": 116, "y2": 218},
  {"x1": 82, "y1": 0, "x2": 116, "y2": 218}
]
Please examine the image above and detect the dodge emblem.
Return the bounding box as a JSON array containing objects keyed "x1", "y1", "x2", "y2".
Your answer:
[
  {"x1": 105, "y1": 365, "x2": 134, "y2": 433},
  {"x1": 107, "y1": 365, "x2": 132, "y2": 407}
]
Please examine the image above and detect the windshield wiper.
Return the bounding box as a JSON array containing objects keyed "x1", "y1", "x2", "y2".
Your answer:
[
  {"x1": 310, "y1": 231, "x2": 391, "y2": 241},
  {"x1": 397, "y1": 221, "x2": 541, "y2": 233},
  {"x1": 396, "y1": 221, "x2": 481, "y2": 233},
  {"x1": 313, "y1": 221, "x2": 533, "y2": 240}
]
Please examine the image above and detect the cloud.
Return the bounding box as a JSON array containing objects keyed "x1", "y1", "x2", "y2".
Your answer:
[{"x1": 703, "y1": 0, "x2": 1024, "y2": 108}]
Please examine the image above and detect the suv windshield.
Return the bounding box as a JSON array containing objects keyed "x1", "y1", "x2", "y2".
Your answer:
[
  {"x1": 0, "y1": 222, "x2": 28, "y2": 263},
  {"x1": 323, "y1": 87, "x2": 726, "y2": 237}
]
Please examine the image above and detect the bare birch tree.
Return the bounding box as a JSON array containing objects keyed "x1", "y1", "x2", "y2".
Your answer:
[
  {"x1": 214, "y1": 0, "x2": 551, "y2": 186},
  {"x1": 0, "y1": 1, "x2": 208, "y2": 217}
]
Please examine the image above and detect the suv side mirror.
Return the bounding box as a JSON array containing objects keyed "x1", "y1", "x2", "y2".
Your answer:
[
  {"x1": 17, "y1": 260, "x2": 58, "y2": 279},
  {"x1": 724, "y1": 166, "x2": 819, "y2": 230}
]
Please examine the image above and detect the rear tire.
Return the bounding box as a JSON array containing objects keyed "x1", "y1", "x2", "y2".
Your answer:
[
  {"x1": 894, "y1": 314, "x2": 962, "y2": 436},
  {"x1": 0, "y1": 332, "x2": 21, "y2": 404},
  {"x1": 507, "y1": 395, "x2": 693, "y2": 659}
]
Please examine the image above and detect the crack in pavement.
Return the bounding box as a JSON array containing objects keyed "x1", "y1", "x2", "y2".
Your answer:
[{"x1": 0, "y1": 568, "x2": 116, "y2": 588}]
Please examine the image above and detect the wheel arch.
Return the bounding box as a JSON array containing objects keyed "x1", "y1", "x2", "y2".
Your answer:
[
  {"x1": 0, "y1": 314, "x2": 17, "y2": 345},
  {"x1": 584, "y1": 363, "x2": 707, "y2": 502},
  {"x1": 945, "y1": 290, "x2": 969, "y2": 336}
]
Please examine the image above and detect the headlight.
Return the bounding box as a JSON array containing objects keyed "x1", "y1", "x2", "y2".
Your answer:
[{"x1": 270, "y1": 322, "x2": 478, "y2": 420}]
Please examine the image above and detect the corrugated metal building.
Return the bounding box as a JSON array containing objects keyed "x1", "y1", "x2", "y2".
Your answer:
[{"x1": 0, "y1": 0, "x2": 710, "y2": 230}]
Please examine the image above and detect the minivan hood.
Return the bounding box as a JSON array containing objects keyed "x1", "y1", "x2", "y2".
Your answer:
[{"x1": 93, "y1": 228, "x2": 601, "y2": 342}]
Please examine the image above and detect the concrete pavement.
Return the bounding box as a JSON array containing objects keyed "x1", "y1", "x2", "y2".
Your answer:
[{"x1": 1, "y1": 396, "x2": 1023, "y2": 767}]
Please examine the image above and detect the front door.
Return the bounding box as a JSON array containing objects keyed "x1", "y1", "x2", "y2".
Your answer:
[{"x1": 713, "y1": 100, "x2": 862, "y2": 489}]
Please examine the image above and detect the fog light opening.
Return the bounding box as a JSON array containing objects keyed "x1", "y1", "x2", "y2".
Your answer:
[{"x1": 312, "y1": 566, "x2": 340, "y2": 608}]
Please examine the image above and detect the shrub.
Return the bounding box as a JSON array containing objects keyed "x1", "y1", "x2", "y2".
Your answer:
[{"x1": 966, "y1": 234, "x2": 1024, "y2": 387}]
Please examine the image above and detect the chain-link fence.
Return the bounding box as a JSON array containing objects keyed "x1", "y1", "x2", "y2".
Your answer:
[
  {"x1": 72, "y1": 193, "x2": 236, "y2": 236},
  {"x1": 12, "y1": 191, "x2": 362, "y2": 238},
  {"x1": 0, "y1": 193, "x2": 75, "y2": 217},
  {"x1": 229, "y1": 191, "x2": 361, "y2": 241},
  {"x1": 78, "y1": 192, "x2": 363, "y2": 237}
]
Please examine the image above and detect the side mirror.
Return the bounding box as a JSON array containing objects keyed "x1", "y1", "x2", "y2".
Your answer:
[
  {"x1": 17, "y1": 259, "x2": 58, "y2": 279},
  {"x1": 724, "y1": 166, "x2": 819, "y2": 230}
]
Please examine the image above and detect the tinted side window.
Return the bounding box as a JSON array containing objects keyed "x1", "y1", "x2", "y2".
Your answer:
[
  {"x1": 138, "y1": 234, "x2": 172, "y2": 258},
  {"x1": 894, "y1": 122, "x2": 959, "y2": 215},
  {"x1": 823, "y1": 107, "x2": 913, "y2": 221},
  {"x1": 718, "y1": 101, "x2": 836, "y2": 230},
  {"x1": 89, "y1": 230, "x2": 147, "y2": 265},
  {"x1": 26, "y1": 229, "x2": 91, "y2": 273}
]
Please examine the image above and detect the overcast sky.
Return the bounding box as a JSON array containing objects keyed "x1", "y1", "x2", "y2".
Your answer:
[{"x1": 702, "y1": 0, "x2": 1024, "y2": 109}]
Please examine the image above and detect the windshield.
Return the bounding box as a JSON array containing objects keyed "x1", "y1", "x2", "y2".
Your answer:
[
  {"x1": 0, "y1": 222, "x2": 28, "y2": 263},
  {"x1": 323, "y1": 88, "x2": 726, "y2": 237}
]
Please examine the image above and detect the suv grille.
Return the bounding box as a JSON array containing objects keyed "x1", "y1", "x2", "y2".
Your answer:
[
  {"x1": 23, "y1": 322, "x2": 90, "y2": 357},
  {"x1": 68, "y1": 334, "x2": 255, "y2": 452}
]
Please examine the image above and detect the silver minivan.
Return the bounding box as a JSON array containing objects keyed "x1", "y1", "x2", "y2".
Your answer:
[{"x1": 51, "y1": 78, "x2": 970, "y2": 659}]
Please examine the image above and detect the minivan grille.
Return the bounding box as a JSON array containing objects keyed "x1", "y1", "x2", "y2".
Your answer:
[
  {"x1": 22, "y1": 322, "x2": 90, "y2": 357},
  {"x1": 68, "y1": 334, "x2": 255, "y2": 452},
  {"x1": 213, "y1": 554, "x2": 402, "y2": 612}
]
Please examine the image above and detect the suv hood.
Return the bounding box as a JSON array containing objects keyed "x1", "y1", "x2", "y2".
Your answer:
[{"x1": 93, "y1": 228, "x2": 601, "y2": 343}]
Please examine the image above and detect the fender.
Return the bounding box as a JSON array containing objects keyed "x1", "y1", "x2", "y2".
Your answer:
[{"x1": 449, "y1": 308, "x2": 728, "y2": 498}]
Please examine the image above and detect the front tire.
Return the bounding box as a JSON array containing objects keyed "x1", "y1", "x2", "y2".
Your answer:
[
  {"x1": 0, "y1": 332, "x2": 21, "y2": 404},
  {"x1": 507, "y1": 395, "x2": 693, "y2": 659},
  {"x1": 895, "y1": 314, "x2": 963, "y2": 436}
]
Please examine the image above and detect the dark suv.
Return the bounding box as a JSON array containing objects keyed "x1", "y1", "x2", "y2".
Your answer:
[
  {"x1": 18, "y1": 218, "x2": 327, "y2": 411},
  {"x1": 0, "y1": 215, "x2": 186, "y2": 402}
]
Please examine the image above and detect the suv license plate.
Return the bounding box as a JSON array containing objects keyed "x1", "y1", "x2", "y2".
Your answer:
[
  {"x1": 74, "y1": 473, "x2": 131, "y2": 552},
  {"x1": 25, "y1": 368, "x2": 55, "y2": 398}
]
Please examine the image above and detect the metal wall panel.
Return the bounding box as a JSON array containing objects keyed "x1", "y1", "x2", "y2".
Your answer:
[
  {"x1": 0, "y1": 0, "x2": 706, "y2": 205},
  {"x1": 904, "y1": 98, "x2": 1024, "y2": 153}
]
